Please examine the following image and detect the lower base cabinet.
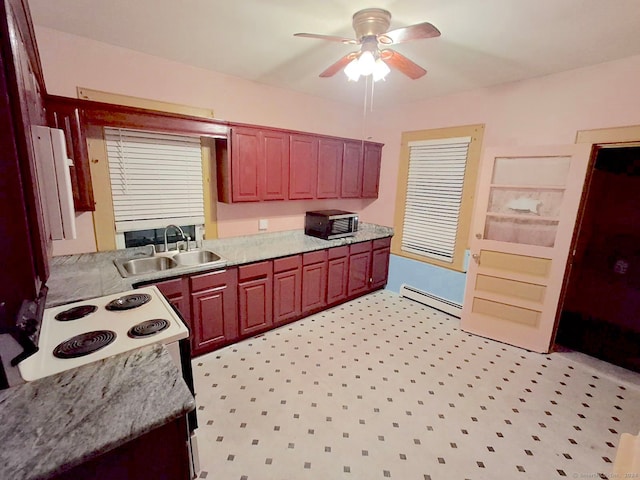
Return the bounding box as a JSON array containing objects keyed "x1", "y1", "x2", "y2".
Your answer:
[
  {"x1": 273, "y1": 255, "x2": 302, "y2": 325},
  {"x1": 238, "y1": 261, "x2": 273, "y2": 336},
  {"x1": 148, "y1": 238, "x2": 391, "y2": 358},
  {"x1": 54, "y1": 416, "x2": 191, "y2": 480},
  {"x1": 348, "y1": 241, "x2": 372, "y2": 297},
  {"x1": 371, "y1": 238, "x2": 391, "y2": 289},
  {"x1": 189, "y1": 269, "x2": 238, "y2": 356},
  {"x1": 327, "y1": 246, "x2": 349, "y2": 305},
  {"x1": 302, "y1": 250, "x2": 328, "y2": 315}
]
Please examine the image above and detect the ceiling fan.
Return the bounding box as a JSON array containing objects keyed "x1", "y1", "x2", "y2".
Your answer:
[{"x1": 294, "y1": 8, "x2": 440, "y2": 81}]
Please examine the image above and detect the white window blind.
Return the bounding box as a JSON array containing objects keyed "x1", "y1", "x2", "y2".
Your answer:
[
  {"x1": 105, "y1": 127, "x2": 204, "y2": 232},
  {"x1": 401, "y1": 136, "x2": 471, "y2": 263}
]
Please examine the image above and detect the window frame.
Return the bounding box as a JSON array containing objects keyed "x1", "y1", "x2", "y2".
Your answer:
[{"x1": 392, "y1": 124, "x2": 485, "y2": 272}]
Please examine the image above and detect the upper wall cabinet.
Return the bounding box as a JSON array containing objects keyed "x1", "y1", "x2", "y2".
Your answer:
[
  {"x1": 316, "y1": 138, "x2": 343, "y2": 199},
  {"x1": 219, "y1": 124, "x2": 383, "y2": 203},
  {"x1": 45, "y1": 96, "x2": 95, "y2": 211},
  {"x1": 289, "y1": 134, "x2": 319, "y2": 200},
  {"x1": 362, "y1": 142, "x2": 382, "y2": 198},
  {"x1": 341, "y1": 141, "x2": 364, "y2": 198},
  {"x1": 225, "y1": 126, "x2": 289, "y2": 202}
]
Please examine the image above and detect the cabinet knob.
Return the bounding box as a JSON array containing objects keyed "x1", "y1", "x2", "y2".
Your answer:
[
  {"x1": 472, "y1": 253, "x2": 480, "y2": 262},
  {"x1": 475, "y1": 233, "x2": 483, "y2": 239}
]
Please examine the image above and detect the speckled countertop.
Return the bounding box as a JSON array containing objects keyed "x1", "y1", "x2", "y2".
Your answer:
[
  {"x1": 0, "y1": 344, "x2": 194, "y2": 480},
  {"x1": 47, "y1": 223, "x2": 393, "y2": 307}
]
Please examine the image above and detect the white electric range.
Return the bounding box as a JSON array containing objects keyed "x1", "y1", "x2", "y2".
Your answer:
[{"x1": 18, "y1": 286, "x2": 189, "y2": 382}]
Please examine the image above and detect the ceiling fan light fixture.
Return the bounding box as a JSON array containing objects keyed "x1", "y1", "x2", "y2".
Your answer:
[
  {"x1": 357, "y1": 50, "x2": 376, "y2": 76},
  {"x1": 372, "y1": 58, "x2": 390, "y2": 81},
  {"x1": 344, "y1": 58, "x2": 361, "y2": 82}
]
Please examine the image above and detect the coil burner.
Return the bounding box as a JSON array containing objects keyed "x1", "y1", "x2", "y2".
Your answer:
[
  {"x1": 105, "y1": 293, "x2": 152, "y2": 311},
  {"x1": 53, "y1": 330, "x2": 117, "y2": 359}
]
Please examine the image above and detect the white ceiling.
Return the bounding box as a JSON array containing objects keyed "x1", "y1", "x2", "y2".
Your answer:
[{"x1": 28, "y1": 0, "x2": 640, "y2": 108}]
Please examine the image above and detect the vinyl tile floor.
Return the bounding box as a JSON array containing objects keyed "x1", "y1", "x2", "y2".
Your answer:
[{"x1": 192, "y1": 290, "x2": 640, "y2": 480}]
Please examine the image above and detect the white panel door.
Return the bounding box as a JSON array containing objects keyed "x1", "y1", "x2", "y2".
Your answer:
[{"x1": 461, "y1": 144, "x2": 591, "y2": 353}]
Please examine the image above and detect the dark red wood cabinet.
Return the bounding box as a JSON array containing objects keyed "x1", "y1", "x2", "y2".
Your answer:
[
  {"x1": 301, "y1": 250, "x2": 328, "y2": 314},
  {"x1": 152, "y1": 277, "x2": 191, "y2": 323},
  {"x1": 45, "y1": 96, "x2": 95, "y2": 211},
  {"x1": 226, "y1": 126, "x2": 289, "y2": 202},
  {"x1": 219, "y1": 124, "x2": 382, "y2": 203},
  {"x1": 0, "y1": 0, "x2": 52, "y2": 330},
  {"x1": 230, "y1": 126, "x2": 261, "y2": 202},
  {"x1": 238, "y1": 261, "x2": 273, "y2": 336},
  {"x1": 341, "y1": 141, "x2": 364, "y2": 198},
  {"x1": 289, "y1": 134, "x2": 318, "y2": 200},
  {"x1": 326, "y1": 246, "x2": 349, "y2": 305},
  {"x1": 370, "y1": 237, "x2": 391, "y2": 290},
  {"x1": 54, "y1": 417, "x2": 191, "y2": 480},
  {"x1": 145, "y1": 238, "x2": 390, "y2": 358},
  {"x1": 316, "y1": 137, "x2": 343, "y2": 199},
  {"x1": 262, "y1": 129, "x2": 289, "y2": 200},
  {"x1": 189, "y1": 268, "x2": 239, "y2": 355},
  {"x1": 273, "y1": 255, "x2": 302, "y2": 325},
  {"x1": 348, "y1": 241, "x2": 373, "y2": 297},
  {"x1": 362, "y1": 142, "x2": 382, "y2": 198}
]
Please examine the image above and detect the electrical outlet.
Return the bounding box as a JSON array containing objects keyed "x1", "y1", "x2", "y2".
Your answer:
[{"x1": 259, "y1": 219, "x2": 268, "y2": 231}]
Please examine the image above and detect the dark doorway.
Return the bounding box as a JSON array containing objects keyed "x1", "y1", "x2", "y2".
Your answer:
[{"x1": 556, "y1": 146, "x2": 640, "y2": 372}]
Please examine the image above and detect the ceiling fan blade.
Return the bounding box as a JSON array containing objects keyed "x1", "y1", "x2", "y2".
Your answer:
[
  {"x1": 380, "y1": 22, "x2": 441, "y2": 45},
  {"x1": 319, "y1": 52, "x2": 358, "y2": 77},
  {"x1": 294, "y1": 33, "x2": 358, "y2": 45},
  {"x1": 380, "y1": 49, "x2": 427, "y2": 79}
]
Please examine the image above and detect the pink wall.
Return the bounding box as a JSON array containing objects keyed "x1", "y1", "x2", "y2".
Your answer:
[
  {"x1": 37, "y1": 26, "x2": 640, "y2": 254},
  {"x1": 364, "y1": 54, "x2": 640, "y2": 228}
]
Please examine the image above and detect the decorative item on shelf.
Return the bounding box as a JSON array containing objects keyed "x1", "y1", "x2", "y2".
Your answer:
[{"x1": 294, "y1": 8, "x2": 440, "y2": 82}]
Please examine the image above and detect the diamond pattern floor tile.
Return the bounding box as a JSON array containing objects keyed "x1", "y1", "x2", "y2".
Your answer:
[{"x1": 192, "y1": 290, "x2": 640, "y2": 480}]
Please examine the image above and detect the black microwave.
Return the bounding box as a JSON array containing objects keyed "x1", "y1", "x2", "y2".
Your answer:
[{"x1": 305, "y1": 210, "x2": 359, "y2": 240}]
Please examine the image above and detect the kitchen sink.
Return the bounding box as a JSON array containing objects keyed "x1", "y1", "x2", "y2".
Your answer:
[
  {"x1": 172, "y1": 250, "x2": 222, "y2": 266},
  {"x1": 116, "y1": 256, "x2": 178, "y2": 277},
  {"x1": 114, "y1": 249, "x2": 226, "y2": 277}
]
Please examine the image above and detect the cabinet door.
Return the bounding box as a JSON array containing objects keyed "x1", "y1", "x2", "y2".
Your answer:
[
  {"x1": 348, "y1": 242, "x2": 372, "y2": 297},
  {"x1": 238, "y1": 262, "x2": 273, "y2": 336},
  {"x1": 316, "y1": 138, "x2": 342, "y2": 199},
  {"x1": 289, "y1": 134, "x2": 318, "y2": 199},
  {"x1": 370, "y1": 246, "x2": 390, "y2": 290},
  {"x1": 273, "y1": 256, "x2": 302, "y2": 325},
  {"x1": 341, "y1": 140, "x2": 364, "y2": 198},
  {"x1": 327, "y1": 256, "x2": 349, "y2": 305},
  {"x1": 190, "y1": 269, "x2": 238, "y2": 355},
  {"x1": 362, "y1": 143, "x2": 382, "y2": 198},
  {"x1": 45, "y1": 97, "x2": 95, "y2": 211},
  {"x1": 302, "y1": 251, "x2": 327, "y2": 314},
  {"x1": 152, "y1": 277, "x2": 191, "y2": 324},
  {"x1": 231, "y1": 127, "x2": 261, "y2": 202},
  {"x1": 262, "y1": 130, "x2": 289, "y2": 200}
]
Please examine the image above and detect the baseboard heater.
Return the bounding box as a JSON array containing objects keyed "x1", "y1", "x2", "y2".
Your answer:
[{"x1": 399, "y1": 284, "x2": 463, "y2": 318}]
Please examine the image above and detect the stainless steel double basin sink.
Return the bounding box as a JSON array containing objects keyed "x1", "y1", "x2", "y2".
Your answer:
[{"x1": 114, "y1": 249, "x2": 226, "y2": 278}]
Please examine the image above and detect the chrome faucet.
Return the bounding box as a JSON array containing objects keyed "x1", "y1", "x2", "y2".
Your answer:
[{"x1": 163, "y1": 224, "x2": 186, "y2": 253}]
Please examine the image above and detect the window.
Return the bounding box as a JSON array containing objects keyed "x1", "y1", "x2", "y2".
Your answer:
[
  {"x1": 104, "y1": 127, "x2": 205, "y2": 233},
  {"x1": 392, "y1": 124, "x2": 484, "y2": 272}
]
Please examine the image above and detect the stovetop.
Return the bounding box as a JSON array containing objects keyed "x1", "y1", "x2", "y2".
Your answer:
[{"x1": 18, "y1": 286, "x2": 188, "y2": 381}]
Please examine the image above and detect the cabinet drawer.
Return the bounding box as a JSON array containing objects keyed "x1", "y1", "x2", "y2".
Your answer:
[
  {"x1": 238, "y1": 261, "x2": 272, "y2": 281},
  {"x1": 303, "y1": 249, "x2": 327, "y2": 265},
  {"x1": 273, "y1": 255, "x2": 301, "y2": 273},
  {"x1": 190, "y1": 268, "x2": 234, "y2": 293},
  {"x1": 152, "y1": 277, "x2": 183, "y2": 297},
  {"x1": 350, "y1": 241, "x2": 372, "y2": 255},
  {"x1": 373, "y1": 237, "x2": 391, "y2": 250},
  {"x1": 328, "y1": 245, "x2": 349, "y2": 260}
]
